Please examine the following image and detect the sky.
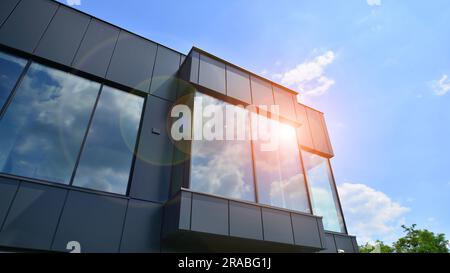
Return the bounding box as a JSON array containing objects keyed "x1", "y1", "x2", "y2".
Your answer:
[{"x1": 60, "y1": 0, "x2": 450, "y2": 245}]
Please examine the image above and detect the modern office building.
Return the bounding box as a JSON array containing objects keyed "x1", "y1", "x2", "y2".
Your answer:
[{"x1": 0, "y1": 0, "x2": 358, "y2": 253}]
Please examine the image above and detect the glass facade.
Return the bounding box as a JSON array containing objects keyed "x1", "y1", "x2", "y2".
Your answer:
[
  {"x1": 0, "y1": 50, "x2": 346, "y2": 233},
  {"x1": 302, "y1": 150, "x2": 346, "y2": 232},
  {"x1": 0, "y1": 52, "x2": 27, "y2": 111},
  {"x1": 0, "y1": 62, "x2": 100, "y2": 184},
  {"x1": 252, "y1": 115, "x2": 310, "y2": 213},
  {"x1": 189, "y1": 92, "x2": 256, "y2": 202},
  {"x1": 72, "y1": 86, "x2": 144, "y2": 194},
  {"x1": 0, "y1": 52, "x2": 143, "y2": 195},
  {"x1": 189, "y1": 91, "x2": 345, "y2": 232}
]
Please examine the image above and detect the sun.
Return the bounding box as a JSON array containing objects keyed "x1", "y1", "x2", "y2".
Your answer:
[{"x1": 278, "y1": 122, "x2": 297, "y2": 140}]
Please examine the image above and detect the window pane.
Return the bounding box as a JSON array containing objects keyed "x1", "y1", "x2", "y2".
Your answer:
[
  {"x1": 72, "y1": 86, "x2": 144, "y2": 195},
  {"x1": 253, "y1": 115, "x2": 310, "y2": 213},
  {"x1": 0, "y1": 51, "x2": 27, "y2": 110},
  {"x1": 0, "y1": 63, "x2": 100, "y2": 183},
  {"x1": 189, "y1": 92, "x2": 255, "y2": 202},
  {"x1": 302, "y1": 150, "x2": 345, "y2": 232}
]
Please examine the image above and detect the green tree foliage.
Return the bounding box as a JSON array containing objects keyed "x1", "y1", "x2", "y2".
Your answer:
[
  {"x1": 359, "y1": 240, "x2": 394, "y2": 253},
  {"x1": 393, "y1": 224, "x2": 449, "y2": 253},
  {"x1": 359, "y1": 224, "x2": 449, "y2": 253}
]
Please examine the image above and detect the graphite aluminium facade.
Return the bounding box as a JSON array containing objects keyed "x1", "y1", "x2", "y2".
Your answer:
[{"x1": 0, "y1": 0, "x2": 358, "y2": 253}]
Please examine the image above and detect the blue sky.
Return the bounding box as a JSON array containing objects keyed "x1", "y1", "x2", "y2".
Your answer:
[{"x1": 62, "y1": 0, "x2": 450, "y2": 244}]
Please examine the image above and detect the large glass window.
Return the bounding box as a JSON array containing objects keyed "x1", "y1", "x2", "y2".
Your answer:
[
  {"x1": 189, "y1": 92, "x2": 255, "y2": 202},
  {"x1": 0, "y1": 51, "x2": 27, "y2": 111},
  {"x1": 0, "y1": 63, "x2": 100, "y2": 183},
  {"x1": 252, "y1": 115, "x2": 311, "y2": 213},
  {"x1": 72, "y1": 86, "x2": 144, "y2": 195},
  {"x1": 302, "y1": 150, "x2": 345, "y2": 232}
]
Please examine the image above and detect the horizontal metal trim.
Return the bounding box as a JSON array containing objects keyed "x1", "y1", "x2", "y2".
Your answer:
[{"x1": 0, "y1": 173, "x2": 165, "y2": 205}]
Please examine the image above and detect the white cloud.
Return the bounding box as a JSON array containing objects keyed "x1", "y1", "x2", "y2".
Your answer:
[
  {"x1": 366, "y1": 0, "x2": 381, "y2": 7},
  {"x1": 66, "y1": 0, "x2": 81, "y2": 6},
  {"x1": 432, "y1": 74, "x2": 450, "y2": 96},
  {"x1": 338, "y1": 183, "x2": 409, "y2": 244},
  {"x1": 278, "y1": 51, "x2": 336, "y2": 97}
]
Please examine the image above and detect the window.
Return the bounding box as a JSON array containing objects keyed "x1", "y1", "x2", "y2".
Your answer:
[
  {"x1": 72, "y1": 86, "x2": 144, "y2": 195},
  {"x1": 252, "y1": 115, "x2": 311, "y2": 213},
  {"x1": 0, "y1": 51, "x2": 27, "y2": 111},
  {"x1": 0, "y1": 63, "x2": 100, "y2": 183},
  {"x1": 302, "y1": 150, "x2": 345, "y2": 232},
  {"x1": 189, "y1": 92, "x2": 255, "y2": 202}
]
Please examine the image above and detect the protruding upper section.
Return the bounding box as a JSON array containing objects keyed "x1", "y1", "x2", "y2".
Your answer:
[{"x1": 179, "y1": 47, "x2": 334, "y2": 157}]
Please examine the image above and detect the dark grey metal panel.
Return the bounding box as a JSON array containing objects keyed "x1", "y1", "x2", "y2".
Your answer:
[
  {"x1": 261, "y1": 208, "x2": 294, "y2": 244},
  {"x1": 321, "y1": 233, "x2": 337, "y2": 253},
  {"x1": 150, "y1": 45, "x2": 180, "y2": 101},
  {"x1": 273, "y1": 86, "x2": 297, "y2": 121},
  {"x1": 179, "y1": 191, "x2": 192, "y2": 230},
  {"x1": 0, "y1": 0, "x2": 58, "y2": 53},
  {"x1": 106, "y1": 31, "x2": 156, "y2": 92},
  {"x1": 170, "y1": 142, "x2": 188, "y2": 197},
  {"x1": 0, "y1": 0, "x2": 20, "y2": 27},
  {"x1": 162, "y1": 193, "x2": 180, "y2": 237},
  {"x1": 72, "y1": 19, "x2": 119, "y2": 78},
  {"x1": 351, "y1": 236, "x2": 359, "y2": 253},
  {"x1": 52, "y1": 190, "x2": 127, "y2": 253},
  {"x1": 130, "y1": 95, "x2": 174, "y2": 203},
  {"x1": 226, "y1": 66, "x2": 251, "y2": 104},
  {"x1": 251, "y1": 76, "x2": 274, "y2": 107},
  {"x1": 34, "y1": 6, "x2": 90, "y2": 65},
  {"x1": 0, "y1": 182, "x2": 66, "y2": 250},
  {"x1": 291, "y1": 214, "x2": 321, "y2": 248},
  {"x1": 189, "y1": 51, "x2": 199, "y2": 84},
  {"x1": 334, "y1": 234, "x2": 355, "y2": 253},
  {"x1": 199, "y1": 54, "x2": 226, "y2": 95},
  {"x1": 120, "y1": 199, "x2": 162, "y2": 253},
  {"x1": 162, "y1": 191, "x2": 191, "y2": 237},
  {"x1": 317, "y1": 217, "x2": 326, "y2": 249},
  {"x1": 0, "y1": 177, "x2": 19, "y2": 228},
  {"x1": 229, "y1": 201, "x2": 263, "y2": 241},
  {"x1": 191, "y1": 194, "x2": 228, "y2": 236}
]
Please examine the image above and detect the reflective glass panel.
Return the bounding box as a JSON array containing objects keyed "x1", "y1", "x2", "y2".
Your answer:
[
  {"x1": 189, "y1": 92, "x2": 255, "y2": 202},
  {"x1": 253, "y1": 115, "x2": 310, "y2": 213},
  {"x1": 72, "y1": 86, "x2": 144, "y2": 194},
  {"x1": 0, "y1": 63, "x2": 100, "y2": 183},
  {"x1": 302, "y1": 150, "x2": 345, "y2": 232},
  {"x1": 0, "y1": 51, "x2": 27, "y2": 110}
]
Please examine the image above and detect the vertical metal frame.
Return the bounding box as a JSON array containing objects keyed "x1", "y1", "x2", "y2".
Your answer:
[
  {"x1": 248, "y1": 110, "x2": 260, "y2": 204},
  {"x1": 0, "y1": 58, "x2": 31, "y2": 119},
  {"x1": 124, "y1": 93, "x2": 147, "y2": 196},
  {"x1": 68, "y1": 84, "x2": 103, "y2": 186},
  {"x1": 68, "y1": 84, "x2": 147, "y2": 194},
  {"x1": 326, "y1": 158, "x2": 349, "y2": 234},
  {"x1": 298, "y1": 149, "x2": 314, "y2": 215}
]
